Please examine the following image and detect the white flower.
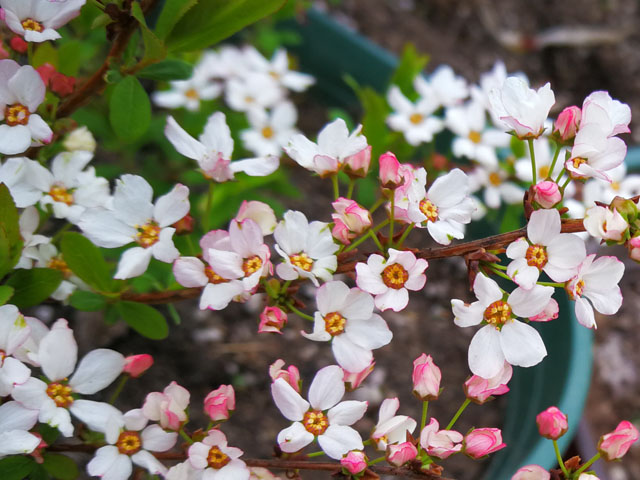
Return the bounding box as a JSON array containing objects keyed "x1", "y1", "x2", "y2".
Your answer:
[
  {"x1": 0, "y1": 401, "x2": 40, "y2": 457},
  {"x1": 356, "y1": 248, "x2": 428, "y2": 312},
  {"x1": 242, "y1": 46, "x2": 314, "y2": 92},
  {"x1": 506, "y1": 209, "x2": 586, "y2": 289},
  {"x1": 271, "y1": 365, "x2": 367, "y2": 459},
  {"x1": 165, "y1": 112, "x2": 279, "y2": 182},
  {"x1": 32, "y1": 243, "x2": 85, "y2": 301},
  {"x1": 468, "y1": 165, "x2": 524, "y2": 210},
  {"x1": 274, "y1": 210, "x2": 338, "y2": 286},
  {"x1": 452, "y1": 274, "x2": 551, "y2": 378},
  {"x1": 0, "y1": 157, "x2": 43, "y2": 207},
  {"x1": 285, "y1": 118, "x2": 368, "y2": 175},
  {"x1": 566, "y1": 254, "x2": 624, "y2": 329},
  {"x1": 152, "y1": 77, "x2": 221, "y2": 112},
  {"x1": 63, "y1": 126, "x2": 96, "y2": 153},
  {"x1": 225, "y1": 73, "x2": 283, "y2": 112},
  {"x1": 488, "y1": 77, "x2": 555, "y2": 139},
  {"x1": 386, "y1": 86, "x2": 443, "y2": 146},
  {"x1": 79, "y1": 174, "x2": 190, "y2": 279},
  {"x1": 415, "y1": 65, "x2": 469, "y2": 108},
  {"x1": 241, "y1": 102, "x2": 298, "y2": 157},
  {"x1": 188, "y1": 429, "x2": 250, "y2": 480},
  {"x1": 371, "y1": 397, "x2": 416, "y2": 450},
  {"x1": 302, "y1": 281, "x2": 392, "y2": 372},
  {"x1": 583, "y1": 206, "x2": 628, "y2": 242},
  {"x1": 0, "y1": 0, "x2": 86, "y2": 42},
  {"x1": 16, "y1": 206, "x2": 49, "y2": 269},
  {"x1": 583, "y1": 164, "x2": 640, "y2": 206},
  {"x1": 87, "y1": 408, "x2": 177, "y2": 480},
  {"x1": 0, "y1": 60, "x2": 52, "y2": 154},
  {"x1": 0, "y1": 305, "x2": 32, "y2": 397},
  {"x1": 567, "y1": 125, "x2": 626, "y2": 182},
  {"x1": 581, "y1": 91, "x2": 631, "y2": 137}
]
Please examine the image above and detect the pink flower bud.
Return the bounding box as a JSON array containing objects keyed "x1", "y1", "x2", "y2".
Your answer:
[
  {"x1": 331, "y1": 197, "x2": 372, "y2": 244},
  {"x1": 420, "y1": 418, "x2": 463, "y2": 459},
  {"x1": 463, "y1": 428, "x2": 506, "y2": 459},
  {"x1": 343, "y1": 361, "x2": 375, "y2": 391},
  {"x1": 269, "y1": 359, "x2": 301, "y2": 393},
  {"x1": 142, "y1": 381, "x2": 190, "y2": 430},
  {"x1": 464, "y1": 362, "x2": 512, "y2": 404},
  {"x1": 511, "y1": 464, "x2": 550, "y2": 480},
  {"x1": 379, "y1": 152, "x2": 403, "y2": 188},
  {"x1": 341, "y1": 450, "x2": 367, "y2": 474},
  {"x1": 204, "y1": 385, "x2": 236, "y2": 422},
  {"x1": 258, "y1": 306, "x2": 287, "y2": 334},
  {"x1": 123, "y1": 354, "x2": 154, "y2": 378},
  {"x1": 536, "y1": 406, "x2": 568, "y2": 440},
  {"x1": 533, "y1": 181, "x2": 562, "y2": 208},
  {"x1": 387, "y1": 441, "x2": 418, "y2": 466},
  {"x1": 9, "y1": 36, "x2": 27, "y2": 54},
  {"x1": 344, "y1": 145, "x2": 372, "y2": 178},
  {"x1": 553, "y1": 106, "x2": 581, "y2": 142},
  {"x1": 529, "y1": 299, "x2": 559, "y2": 322},
  {"x1": 584, "y1": 205, "x2": 629, "y2": 242},
  {"x1": 628, "y1": 235, "x2": 640, "y2": 262},
  {"x1": 172, "y1": 213, "x2": 194, "y2": 235},
  {"x1": 598, "y1": 420, "x2": 639, "y2": 461},
  {"x1": 236, "y1": 200, "x2": 277, "y2": 235},
  {"x1": 412, "y1": 354, "x2": 441, "y2": 401}
]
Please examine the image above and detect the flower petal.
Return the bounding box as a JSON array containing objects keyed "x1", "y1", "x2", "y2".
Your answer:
[
  {"x1": 500, "y1": 321, "x2": 547, "y2": 368},
  {"x1": 69, "y1": 349, "x2": 125, "y2": 394},
  {"x1": 308, "y1": 365, "x2": 345, "y2": 411},
  {"x1": 271, "y1": 378, "x2": 309, "y2": 421}
]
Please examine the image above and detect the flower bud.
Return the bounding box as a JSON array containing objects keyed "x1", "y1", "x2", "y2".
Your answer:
[
  {"x1": 236, "y1": 200, "x2": 277, "y2": 235},
  {"x1": 172, "y1": 213, "x2": 194, "y2": 235},
  {"x1": 463, "y1": 428, "x2": 506, "y2": 459},
  {"x1": 344, "y1": 145, "x2": 372, "y2": 178},
  {"x1": 419, "y1": 418, "x2": 463, "y2": 459},
  {"x1": 412, "y1": 353, "x2": 441, "y2": 401},
  {"x1": 464, "y1": 362, "x2": 512, "y2": 404},
  {"x1": 387, "y1": 441, "x2": 417, "y2": 466},
  {"x1": 258, "y1": 306, "x2": 287, "y2": 334},
  {"x1": 204, "y1": 385, "x2": 236, "y2": 422},
  {"x1": 142, "y1": 381, "x2": 190, "y2": 430},
  {"x1": 379, "y1": 152, "x2": 403, "y2": 188},
  {"x1": 343, "y1": 361, "x2": 375, "y2": 391},
  {"x1": 536, "y1": 406, "x2": 568, "y2": 440},
  {"x1": 511, "y1": 464, "x2": 550, "y2": 480},
  {"x1": 269, "y1": 359, "x2": 301, "y2": 393},
  {"x1": 583, "y1": 205, "x2": 628, "y2": 242},
  {"x1": 341, "y1": 450, "x2": 367, "y2": 474},
  {"x1": 528, "y1": 299, "x2": 559, "y2": 322},
  {"x1": 331, "y1": 197, "x2": 372, "y2": 244},
  {"x1": 597, "y1": 420, "x2": 639, "y2": 461},
  {"x1": 627, "y1": 235, "x2": 640, "y2": 262},
  {"x1": 533, "y1": 181, "x2": 562, "y2": 208},
  {"x1": 123, "y1": 354, "x2": 154, "y2": 378},
  {"x1": 10, "y1": 36, "x2": 27, "y2": 54},
  {"x1": 553, "y1": 106, "x2": 581, "y2": 142},
  {"x1": 63, "y1": 126, "x2": 96, "y2": 153}
]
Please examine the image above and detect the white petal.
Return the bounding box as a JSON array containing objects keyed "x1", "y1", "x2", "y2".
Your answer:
[
  {"x1": 154, "y1": 184, "x2": 190, "y2": 227},
  {"x1": 113, "y1": 174, "x2": 154, "y2": 227},
  {"x1": 468, "y1": 325, "x2": 505, "y2": 378},
  {"x1": 114, "y1": 247, "x2": 153, "y2": 279},
  {"x1": 509, "y1": 285, "x2": 554, "y2": 318},
  {"x1": 277, "y1": 422, "x2": 314, "y2": 453},
  {"x1": 316, "y1": 281, "x2": 350, "y2": 315},
  {"x1": 79, "y1": 210, "x2": 136, "y2": 248},
  {"x1": 132, "y1": 450, "x2": 168, "y2": 476},
  {"x1": 165, "y1": 116, "x2": 207, "y2": 160},
  {"x1": 527, "y1": 209, "x2": 560, "y2": 245},
  {"x1": 87, "y1": 446, "x2": 131, "y2": 480},
  {"x1": 0, "y1": 430, "x2": 40, "y2": 455},
  {"x1": 318, "y1": 425, "x2": 363, "y2": 460},
  {"x1": 141, "y1": 424, "x2": 178, "y2": 452},
  {"x1": 327, "y1": 400, "x2": 367, "y2": 426},
  {"x1": 0, "y1": 401, "x2": 38, "y2": 432},
  {"x1": 308, "y1": 365, "x2": 345, "y2": 411},
  {"x1": 452, "y1": 300, "x2": 485, "y2": 327},
  {"x1": 345, "y1": 314, "x2": 392, "y2": 350},
  {"x1": 39, "y1": 319, "x2": 77, "y2": 381},
  {"x1": 199, "y1": 282, "x2": 244, "y2": 310},
  {"x1": 151, "y1": 228, "x2": 179, "y2": 263},
  {"x1": 575, "y1": 297, "x2": 596, "y2": 328},
  {"x1": 229, "y1": 156, "x2": 279, "y2": 176},
  {"x1": 500, "y1": 321, "x2": 547, "y2": 367},
  {"x1": 473, "y1": 274, "x2": 503, "y2": 305},
  {"x1": 332, "y1": 335, "x2": 373, "y2": 372},
  {"x1": 374, "y1": 288, "x2": 408, "y2": 312},
  {"x1": 271, "y1": 378, "x2": 309, "y2": 421},
  {"x1": 173, "y1": 257, "x2": 208, "y2": 288},
  {"x1": 69, "y1": 349, "x2": 125, "y2": 394},
  {"x1": 70, "y1": 400, "x2": 124, "y2": 440}
]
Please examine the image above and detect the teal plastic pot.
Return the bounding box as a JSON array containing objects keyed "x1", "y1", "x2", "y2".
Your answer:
[{"x1": 290, "y1": 10, "x2": 594, "y2": 479}]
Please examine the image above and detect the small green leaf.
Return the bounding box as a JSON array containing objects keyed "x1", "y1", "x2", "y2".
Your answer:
[
  {"x1": 390, "y1": 44, "x2": 429, "y2": 100},
  {"x1": 42, "y1": 453, "x2": 79, "y2": 480},
  {"x1": 154, "y1": 0, "x2": 199, "y2": 40},
  {"x1": 37, "y1": 424, "x2": 61, "y2": 445},
  {"x1": 0, "y1": 455, "x2": 36, "y2": 480},
  {"x1": 32, "y1": 42, "x2": 59, "y2": 69},
  {"x1": 352, "y1": 85, "x2": 391, "y2": 160},
  {"x1": 0, "y1": 184, "x2": 23, "y2": 277},
  {"x1": 137, "y1": 59, "x2": 193, "y2": 81},
  {"x1": 5, "y1": 268, "x2": 63, "y2": 308},
  {"x1": 109, "y1": 76, "x2": 151, "y2": 142},
  {"x1": 60, "y1": 232, "x2": 119, "y2": 293},
  {"x1": 510, "y1": 135, "x2": 526, "y2": 159},
  {"x1": 117, "y1": 301, "x2": 169, "y2": 339},
  {"x1": 131, "y1": 1, "x2": 167, "y2": 63},
  {"x1": 69, "y1": 290, "x2": 108, "y2": 311},
  {"x1": 0, "y1": 285, "x2": 14, "y2": 305}
]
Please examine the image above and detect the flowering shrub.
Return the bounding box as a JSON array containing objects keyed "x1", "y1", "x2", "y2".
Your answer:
[{"x1": 0, "y1": 1, "x2": 639, "y2": 480}]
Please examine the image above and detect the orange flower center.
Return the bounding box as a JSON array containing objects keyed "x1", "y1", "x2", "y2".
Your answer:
[
  {"x1": 572, "y1": 157, "x2": 587, "y2": 169},
  {"x1": 382, "y1": 263, "x2": 409, "y2": 290},
  {"x1": 21, "y1": 18, "x2": 44, "y2": 32},
  {"x1": 538, "y1": 165, "x2": 550, "y2": 179},
  {"x1": 116, "y1": 431, "x2": 142, "y2": 456},
  {"x1": 290, "y1": 252, "x2": 313, "y2": 272},
  {"x1": 261, "y1": 126, "x2": 274, "y2": 139},
  {"x1": 489, "y1": 172, "x2": 502, "y2": 186},
  {"x1": 46, "y1": 382, "x2": 74, "y2": 408},
  {"x1": 419, "y1": 199, "x2": 438, "y2": 222},
  {"x1": 135, "y1": 222, "x2": 160, "y2": 248},
  {"x1": 49, "y1": 185, "x2": 74, "y2": 206},
  {"x1": 525, "y1": 244, "x2": 548, "y2": 269},
  {"x1": 206, "y1": 445, "x2": 231, "y2": 469},
  {"x1": 324, "y1": 311, "x2": 346, "y2": 336},
  {"x1": 483, "y1": 300, "x2": 512, "y2": 327},
  {"x1": 242, "y1": 255, "x2": 263, "y2": 276},
  {"x1": 205, "y1": 266, "x2": 227, "y2": 284},
  {"x1": 566, "y1": 279, "x2": 585, "y2": 300},
  {"x1": 468, "y1": 131, "x2": 482, "y2": 144},
  {"x1": 184, "y1": 88, "x2": 198, "y2": 100},
  {"x1": 5, "y1": 103, "x2": 30, "y2": 126},
  {"x1": 47, "y1": 255, "x2": 72, "y2": 278},
  {"x1": 409, "y1": 113, "x2": 423, "y2": 125},
  {"x1": 303, "y1": 409, "x2": 329, "y2": 436}
]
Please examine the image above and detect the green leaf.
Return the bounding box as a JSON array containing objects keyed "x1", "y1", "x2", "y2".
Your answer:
[
  {"x1": 154, "y1": 0, "x2": 199, "y2": 40},
  {"x1": 0, "y1": 285, "x2": 14, "y2": 305},
  {"x1": 390, "y1": 43, "x2": 429, "y2": 100},
  {"x1": 43, "y1": 453, "x2": 79, "y2": 480},
  {"x1": 0, "y1": 184, "x2": 23, "y2": 278},
  {"x1": 510, "y1": 135, "x2": 526, "y2": 158},
  {"x1": 32, "y1": 42, "x2": 59, "y2": 69},
  {"x1": 137, "y1": 59, "x2": 193, "y2": 81},
  {"x1": 352, "y1": 85, "x2": 391, "y2": 160},
  {"x1": 5, "y1": 268, "x2": 63, "y2": 308},
  {"x1": 130, "y1": 1, "x2": 167, "y2": 63},
  {"x1": 69, "y1": 290, "x2": 108, "y2": 311},
  {"x1": 109, "y1": 76, "x2": 152, "y2": 142},
  {"x1": 60, "y1": 232, "x2": 119, "y2": 293},
  {"x1": 0, "y1": 456, "x2": 36, "y2": 480},
  {"x1": 117, "y1": 301, "x2": 169, "y2": 339},
  {"x1": 166, "y1": 0, "x2": 288, "y2": 52}
]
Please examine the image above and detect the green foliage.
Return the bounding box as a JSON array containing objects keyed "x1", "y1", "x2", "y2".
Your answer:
[
  {"x1": 390, "y1": 44, "x2": 429, "y2": 100},
  {"x1": 510, "y1": 135, "x2": 526, "y2": 159},
  {"x1": 137, "y1": 59, "x2": 194, "y2": 81},
  {"x1": 117, "y1": 301, "x2": 169, "y2": 339},
  {"x1": 165, "y1": 0, "x2": 288, "y2": 52},
  {"x1": 0, "y1": 285, "x2": 14, "y2": 305},
  {"x1": 60, "y1": 233, "x2": 121, "y2": 294},
  {"x1": 32, "y1": 42, "x2": 59, "y2": 69},
  {"x1": 109, "y1": 76, "x2": 152, "y2": 142},
  {"x1": 69, "y1": 290, "x2": 109, "y2": 311},
  {"x1": 5, "y1": 269, "x2": 64, "y2": 308},
  {"x1": 42, "y1": 453, "x2": 79, "y2": 480},
  {"x1": 0, "y1": 456, "x2": 35, "y2": 480},
  {"x1": 131, "y1": 1, "x2": 167, "y2": 64},
  {"x1": 154, "y1": 0, "x2": 199, "y2": 40},
  {"x1": 0, "y1": 184, "x2": 23, "y2": 279}
]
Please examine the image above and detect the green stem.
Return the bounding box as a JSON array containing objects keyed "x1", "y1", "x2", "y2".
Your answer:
[
  {"x1": 306, "y1": 451, "x2": 326, "y2": 458},
  {"x1": 396, "y1": 223, "x2": 415, "y2": 248},
  {"x1": 287, "y1": 303, "x2": 314, "y2": 321},
  {"x1": 108, "y1": 375, "x2": 128, "y2": 404},
  {"x1": 417, "y1": 400, "x2": 429, "y2": 455},
  {"x1": 368, "y1": 229, "x2": 385, "y2": 252},
  {"x1": 332, "y1": 175, "x2": 340, "y2": 200},
  {"x1": 369, "y1": 197, "x2": 385, "y2": 214},
  {"x1": 528, "y1": 138, "x2": 537, "y2": 185},
  {"x1": 537, "y1": 281, "x2": 564, "y2": 288},
  {"x1": 281, "y1": 280, "x2": 291, "y2": 293},
  {"x1": 553, "y1": 439, "x2": 570, "y2": 478},
  {"x1": 204, "y1": 182, "x2": 215, "y2": 232},
  {"x1": 490, "y1": 263, "x2": 507, "y2": 270},
  {"x1": 554, "y1": 165, "x2": 567, "y2": 185},
  {"x1": 445, "y1": 398, "x2": 471, "y2": 430},
  {"x1": 388, "y1": 195, "x2": 395, "y2": 247},
  {"x1": 372, "y1": 219, "x2": 390, "y2": 232},
  {"x1": 179, "y1": 429, "x2": 193, "y2": 445},
  {"x1": 368, "y1": 455, "x2": 387, "y2": 465},
  {"x1": 487, "y1": 265, "x2": 512, "y2": 282},
  {"x1": 342, "y1": 229, "x2": 374, "y2": 253},
  {"x1": 548, "y1": 141, "x2": 562, "y2": 179},
  {"x1": 186, "y1": 234, "x2": 197, "y2": 256},
  {"x1": 560, "y1": 176, "x2": 571, "y2": 192},
  {"x1": 573, "y1": 452, "x2": 601, "y2": 477},
  {"x1": 347, "y1": 179, "x2": 355, "y2": 199}
]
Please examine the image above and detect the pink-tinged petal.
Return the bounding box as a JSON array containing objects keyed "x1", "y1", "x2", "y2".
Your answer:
[
  {"x1": 509, "y1": 285, "x2": 554, "y2": 318},
  {"x1": 308, "y1": 365, "x2": 345, "y2": 411},
  {"x1": 39, "y1": 318, "x2": 77, "y2": 381},
  {"x1": 151, "y1": 228, "x2": 179, "y2": 263},
  {"x1": 327, "y1": 400, "x2": 367, "y2": 426},
  {"x1": 154, "y1": 184, "x2": 190, "y2": 227},
  {"x1": 141, "y1": 424, "x2": 178, "y2": 452},
  {"x1": 575, "y1": 297, "x2": 596, "y2": 329},
  {"x1": 375, "y1": 288, "x2": 409, "y2": 312},
  {"x1": 69, "y1": 349, "x2": 125, "y2": 394},
  {"x1": 500, "y1": 321, "x2": 547, "y2": 367},
  {"x1": 27, "y1": 114, "x2": 53, "y2": 143},
  {"x1": 165, "y1": 116, "x2": 207, "y2": 160},
  {"x1": 506, "y1": 237, "x2": 528, "y2": 259},
  {"x1": 452, "y1": 300, "x2": 485, "y2": 327},
  {"x1": 271, "y1": 378, "x2": 309, "y2": 421},
  {"x1": 468, "y1": 326, "x2": 505, "y2": 379},
  {"x1": 473, "y1": 274, "x2": 503, "y2": 306},
  {"x1": 70, "y1": 400, "x2": 124, "y2": 442},
  {"x1": 0, "y1": 124, "x2": 31, "y2": 154},
  {"x1": 585, "y1": 287, "x2": 622, "y2": 315},
  {"x1": 199, "y1": 281, "x2": 244, "y2": 310},
  {"x1": 207, "y1": 248, "x2": 244, "y2": 279},
  {"x1": 277, "y1": 422, "x2": 314, "y2": 453},
  {"x1": 0, "y1": 401, "x2": 39, "y2": 432},
  {"x1": 318, "y1": 425, "x2": 363, "y2": 460},
  {"x1": 229, "y1": 156, "x2": 279, "y2": 176},
  {"x1": 229, "y1": 219, "x2": 264, "y2": 258},
  {"x1": 355, "y1": 262, "x2": 387, "y2": 295},
  {"x1": 332, "y1": 335, "x2": 373, "y2": 372},
  {"x1": 173, "y1": 257, "x2": 208, "y2": 287},
  {"x1": 131, "y1": 449, "x2": 168, "y2": 476},
  {"x1": 527, "y1": 209, "x2": 560, "y2": 245},
  {"x1": 316, "y1": 281, "x2": 350, "y2": 316},
  {"x1": 88, "y1": 446, "x2": 131, "y2": 479},
  {"x1": 0, "y1": 430, "x2": 40, "y2": 456},
  {"x1": 114, "y1": 247, "x2": 153, "y2": 279}
]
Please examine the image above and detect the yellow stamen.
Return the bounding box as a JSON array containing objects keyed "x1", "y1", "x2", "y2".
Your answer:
[
  {"x1": 49, "y1": 185, "x2": 74, "y2": 206},
  {"x1": 46, "y1": 382, "x2": 74, "y2": 408},
  {"x1": 5, "y1": 104, "x2": 30, "y2": 126},
  {"x1": 21, "y1": 18, "x2": 43, "y2": 32},
  {"x1": 382, "y1": 263, "x2": 409, "y2": 290},
  {"x1": 419, "y1": 199, "x2": 438, "y2": 222},
  {"x1": 409, "y1": 113, "x2": 423, "y2": 125},
  {"x1": 290, "y1": 252, "x2": 313, "y2": 272},
  {"x1": 242, "y1": 255, "x2": 263, "y2": 276},
  {"x1": 207, "y1": 446, "x2": 231, "y2": 469},
  {"x1": 324, "y1": 312, "x2": 346, "y2": 336},
  {"x1": 135, "y1": 222, "x2": 160, "y2": 248},
  {"x1": 303, "y1": 410, "x2": 329, "y2": 436},
  {"x1": 261, "y1": 126, "x2": 274, "y2": 139},
  {"x1": 525, "y1": 244, "x2": 548, "y2": 269},
  {"x1": 116, "y1": 431, "x2": 142, "y2": 456},
  {"x1": 468, "y1": 131, "x2": 482, "y2": 144},
  {"x1": 483, "y1": 300, "x2": 512, "y2": 328}
]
